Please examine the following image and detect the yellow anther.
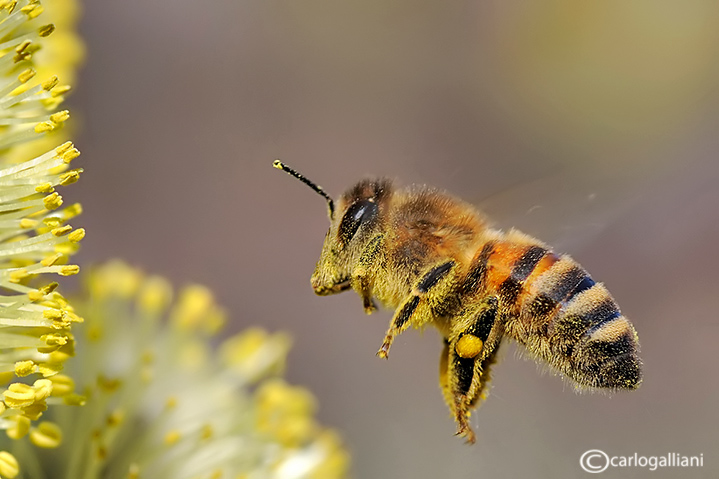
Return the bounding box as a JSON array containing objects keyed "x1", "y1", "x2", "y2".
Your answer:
[
  {"x1": 42, "y1": 75, "x2": 58, "y2": 91},
  {"x1": 19, "y1": 218, "x2": 37, "y2": 229},
  {"x1": 51, "y1": 85, "x2": 71, "y2": 97},
  {"x1": 43, "y1": 309, "x2": 64, "y2": 320},
  {"x1": 41, "y1": 333, "x2": 68, "y2": 347},
  {"x1": 107, "y1": 410, "x2": 124, "y2": 427},
  {"x1": 42, "y1": 253, "x2": 63, "y2": 267},
  {"x1": 28, "y1": 290, "x2": 44, "y2": 301},
  {"x1": 63, "y1": 393, "x2": 86, "y2": 406},
  {"x1": 59, "y1": 265, "x2": 80, "y2": 276},
  {"x1": 49, "y1": 375, "x2": 74, "y2": 396},
  {"x1": 43, "y1": 192, "x2": 63, "y2": 210},
  {"x1": 138, "y1": 276, "x2": 173, "y2": 315},
  {"x1": 35, "y1": 121, "x2": 55, "y2": 133},
  {"x1": 44, "y1": 217, "x2": 62, "y2": 228},
  {"x1": 15, "y1": 39, "x2": 31, "y2": 54},
  {"x1": 51, "y1": 225, "x2": 72, "y2": 236},
  {"x1": 18, "y1": 68, "x2": 35, "y2": 83},
  {"x1": 37, "y1": 364, "x2": 61, "y2": 378},
  {"x1": 21, "y1": 3, "x2": 43, "y2": 18},
  {"x1": 65, "y1": 311, "x2": 83, "y2": 323},
  {"x1": 0, "y1": 452, "x2": 19, "y2": 479},
  {"x1": 68, "y1": 228, "x2": 85, "y2": 243},
  {"x1": 9, "y1": 269, "x2": 29, "y2": 283},
  {"x1": 35, "y1": 182, "x2": 54, "y2": 193},
  {"x1": 201, "y1": 424, "x2": 213, "y2": 440},
  {"x1": 128, "y1": 463, "x2": 140, "y2": 479},
  {"x1": 6, "y1": 415, "x2": 31, "y2": 440},
  {"x1": 41, "y1": 282, "x2": 59, "y2": 295},
  {"x1": 29, "y1": 421, "x2": 62, "y2": 448},
  {"x1": 164, "y1": 430, "x2": 181, "y2": 445},
  {"x1": 49, "y1": 110, "x2": 70, "y2": 124},
  {"x1": 3, "y1": 383, "x2": 35, "y2": 408},
  {"x1": 14, "y1": 360, "x2": 35, "y2": 377},
  {"x1": 61, "y1": 147, "x2": 80, "y2": 163},
  {"x1": 55, "y1": 141, "x2": 73, "y2": 154},
  {"x1": 39, "y1": 24, "x2": 55, "y2": 36},
  {"x1": 33, "y1": 379, "x2": 53, "y2": 401},
  {"x1": 165, "y1": 397, "x2": 178, "y2": 410},
  {"x1": 65, "y1": 202, "x2": 83, "y2": 217},
  {"x1": 456, "y1": 334, "x2": 483, "y2": 359},
  {"x1": 59, "y1": 170, "x2": 80, "y2": 185}
]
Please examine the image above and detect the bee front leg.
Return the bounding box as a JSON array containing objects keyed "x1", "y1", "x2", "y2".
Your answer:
[
  {"x1": 446, "y1": 297, "x2": 500, "y2": 444},
  {"x1": 377, "y1": 260, "x2": 456, "y2": 359},
  {"x1": 351, "y1": 234, "x2": 385, "y2": 314}
]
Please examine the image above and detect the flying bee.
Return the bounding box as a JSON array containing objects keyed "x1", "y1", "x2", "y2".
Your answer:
[{"x1": 273, "y1": 160, "x2": 642, "y2": 444}]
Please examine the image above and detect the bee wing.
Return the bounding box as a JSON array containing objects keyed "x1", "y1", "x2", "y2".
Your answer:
[{"x1": 475, "y1": 170, "x2": 642, "y2": 251}]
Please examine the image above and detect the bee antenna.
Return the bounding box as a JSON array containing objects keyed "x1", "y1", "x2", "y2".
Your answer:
[{"x1": 273, "y1": 160, "x2": 335, "y2": 218}]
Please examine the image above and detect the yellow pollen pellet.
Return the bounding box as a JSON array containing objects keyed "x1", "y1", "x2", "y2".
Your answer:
[
  {"x1": 51, "y1": 225, "x2": 72, "y2": 236},
  {"x1": 0, "y1": 451, "x2": 20, "y2": 478},
  {"x1": 60, "y1": 265, "x2": 80, "y2": 276},
  {"x1": 44, "y1": 192, "x2": 63, "y2": 210},
  {"x1": 35, "y1": 121, "x2": 55, "y2": 133},
  {"x1": 456, "y1": 334, "x2": 484, "y2": 359},
  {"x1": 39, "y1": 24, "x2": 55, "y2": 37},
  {"x1": 50, "y1": 110, "x2": 70, "y2": 123},
  {"x1": 42, "y1": 75, "x2": 59, "y2": 91},
  {"x1": 29, "y1": 421, "x2": 62, "y2": 448},
  {"x1": 68, "y1": 228, "x2": 86, "y2": 243},
  {"x1": 18, "y1": 68, "x2": 35, "y2": 83}
]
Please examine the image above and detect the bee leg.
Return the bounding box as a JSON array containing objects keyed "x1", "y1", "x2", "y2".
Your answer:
[
  {"x1": 377, "y1": 260, "x2": 456, "y2": 358},
  {"x1": 447, "y1": 297, "x2": 499, "y2": 444},
  {"x1": 351, "y1": 234, "x2": 385, "y2": 314}
]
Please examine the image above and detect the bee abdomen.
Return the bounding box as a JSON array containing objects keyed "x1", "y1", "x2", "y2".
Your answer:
[{"x1": 520, "y1": 256, "x2": 642, "y2": 389}]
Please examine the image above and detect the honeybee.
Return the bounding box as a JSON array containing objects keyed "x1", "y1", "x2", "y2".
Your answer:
[{"x1": 273, "y1": 160, "x2": 642, "y2": 444}]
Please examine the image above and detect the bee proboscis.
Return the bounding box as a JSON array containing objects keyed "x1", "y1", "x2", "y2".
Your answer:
[{"x1": 273, "y1": 160, "x2": 642, "y2": 444}]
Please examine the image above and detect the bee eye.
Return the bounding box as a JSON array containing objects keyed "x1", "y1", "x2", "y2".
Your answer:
[{"x1": 338, "y1": 200, "x2": 378, "y2": 244}]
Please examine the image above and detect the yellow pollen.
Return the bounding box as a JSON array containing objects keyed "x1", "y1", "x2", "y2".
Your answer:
[
  {"x1": 43, "y1": 192, "x2": 63, "y2": 210},
  {"x1": 59, "y1": 265, "x2": 80, "y2": 276},
  {"x1": 18, "y1": 68, "x2": 35, "y2": 83},
  {"x1": 43, "y1": 309, "x2": 64, "y2": 320},
  {"x1": 35, "y1": 182, "x2": 54, "y2": 193},
  {"x1": 29, "y1": 421, "x2": 62, "y2": 448},
  {"x1": 68, "y1": 228, "x2": 85, "y2": 243},
  {"x1": 33, "y1": 379, "x2": 54, "y2": 401},
  {"x1": 456, "y1": 334, "x2": 484, "y2": 359},
  {"x1": 0, "y1": 452, "x2": 19, "y2": 479},
  {"x1": 14, "y1": 360, "x2": 35, "y2": 377}
]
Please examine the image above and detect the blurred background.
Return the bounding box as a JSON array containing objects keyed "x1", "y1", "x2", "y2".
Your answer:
[{"x1": 69, "y1": 1, "x2": 718, "y2": 478}]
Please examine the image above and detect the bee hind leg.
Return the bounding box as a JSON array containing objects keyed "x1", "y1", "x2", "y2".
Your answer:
[
  {"x1": 377, "y1": 260, "x2": 456, "y2": 358},
  {"x1": 444, "y1": 297, "x2": 500, "y2": 443}
]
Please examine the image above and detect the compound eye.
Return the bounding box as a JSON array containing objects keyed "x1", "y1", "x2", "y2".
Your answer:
[{"x1": 338, "y1": 200, "x2": 377, "y2": 244}]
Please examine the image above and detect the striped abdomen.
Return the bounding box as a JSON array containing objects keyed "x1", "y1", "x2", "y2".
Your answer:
[{"x1": 463, "y1": 232, "x2": 642, "y2": 390}]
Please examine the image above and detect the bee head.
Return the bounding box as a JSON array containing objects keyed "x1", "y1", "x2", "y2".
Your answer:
[{"x1": 273, "y1": 160, "x2": 391, "y2": 295}]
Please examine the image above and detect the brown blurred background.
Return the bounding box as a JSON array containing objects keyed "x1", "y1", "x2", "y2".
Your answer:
[{"x1": 70, "y1": 1, "x2": 719, "y2": 478}]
